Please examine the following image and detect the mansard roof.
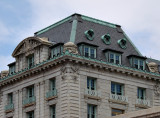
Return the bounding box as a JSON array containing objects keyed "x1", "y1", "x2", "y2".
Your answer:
[{"x1": 35, "y1": 13, "x2": 143, "y2": 67}]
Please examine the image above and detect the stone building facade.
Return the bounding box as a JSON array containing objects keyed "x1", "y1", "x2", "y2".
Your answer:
[{"x1": 0, "y1": 13, "x2": 160, "y2": 118}]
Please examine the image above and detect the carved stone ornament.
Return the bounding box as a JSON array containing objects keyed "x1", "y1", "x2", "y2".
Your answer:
[
  {"x1": 61, "y1": 65, "x2": 79, "y2": 80},
  {"x1": 147, "y1": 62, "x2": 159, "y2": 73},
  {"x1": 154, "y1": 83, "x2": 160, "y2": 96},
  {"x1": 12, "y1": 37, "x2": 52, "y2": 57},
  {"x1": 63, "y1": 42, "x2": 79, "y2": 55}
]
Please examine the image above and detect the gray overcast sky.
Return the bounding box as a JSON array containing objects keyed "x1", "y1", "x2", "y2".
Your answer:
[{"x1": 0, "y1": 0, "x2": 160, "y2": 71}]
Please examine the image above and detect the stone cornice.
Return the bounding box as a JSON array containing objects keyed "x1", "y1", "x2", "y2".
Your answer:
[{"x1": 1, "y1": 51, "x2": 160, "y2": 87}]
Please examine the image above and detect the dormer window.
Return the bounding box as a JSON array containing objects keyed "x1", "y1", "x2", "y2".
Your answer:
[
  {"x1": 128, "y1": 55, "x2": 146, "y2": 70},
  {"x1": 28, "y1": 54, "x2": 34, "y2": 68},
  {"x1": 105, "y1": 50, "x2": 122, "y2": 65},
  {"x1": 8, "y1": 62, "x2": 16, "y2": 75},
  {"x1": 84, "y1": 29, "x2": 94, "y2": 41},
  {"x1": 51, "y1": 45, "x2": 63, "y2": 58},
  {"x1": 78, "y1": 43, "x2": 97, "y2": 59}
]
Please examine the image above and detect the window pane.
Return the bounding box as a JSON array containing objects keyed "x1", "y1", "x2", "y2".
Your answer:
[
  {"x1": 88, "y1": 105, "x2": 96, "y2": 118},
  {"x1": 87, "y1": 77, "x2": 96, "y2": 90},
  {"x1": 111, "y1": 83, "x2": 115, "y2": 94},
  {"x1": 110, "y1": 53, "x2": 114, "y2": 63},
  {"x1": 90, "y1": 48, "x2": 95, "y2": 59},
  {"x1": 134, "y1": 59, "x2": 138, "y2": 69},
  {"x1": 85, "y1": 47, "x2": 89, "y2": 57},
  {"x1": 139, "y1": 60, "x2": 144, "y2": 70},
  {"x1": 116, "y1": 55, "x2": 120, "y2": 64},
  {"x1": 138, "y1": 88, "x2": 145, "y2": 99},
  {"x1": 116, "y1": 84, "x2": 122, "y2": 95},
  {"x1": 112, "y1": 109, "x2": 124, "y2": 116}
]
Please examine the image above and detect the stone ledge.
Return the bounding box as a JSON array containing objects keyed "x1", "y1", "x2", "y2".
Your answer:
[
  {"x1": 84, "y1": 94, "x2": 101, "y2": 100},
  {"x1": 108, "y1": 99, "x2": 128, "y2": 105},
  {"x1": 45, "y1": 96, "x2": 58, "y2": 101},
  {"x1": 23, "y1": 102, "x2": 36, "y2": 108},
  {"x1": 135, "y1": 104, "x2": 150, "y2": 109},
  {"x1": 5, "y1": 109, "x2": 14, "y2": 113}
]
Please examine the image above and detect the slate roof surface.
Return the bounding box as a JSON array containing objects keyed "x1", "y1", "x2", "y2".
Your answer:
[{"x1": 34, "y1": 13, "x2": 157, "y2": 71}]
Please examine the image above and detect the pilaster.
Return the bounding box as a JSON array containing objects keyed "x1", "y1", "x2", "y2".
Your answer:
[
  {"x1": 35, "y1": 82, "x2": 40, "y2": 118},
  {"x1": 60, "y1": 64, "x2": 80, "y2": 118},
  {"x1": 40, "y1": 81, "x2": 45, "y2": 118}
]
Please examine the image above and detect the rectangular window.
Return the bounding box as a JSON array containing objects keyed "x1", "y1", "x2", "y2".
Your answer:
[
  {"x1": 27, "y1": 111, "x2": 34, "y2": 118},
  {"x1": 107, "y1": 52, "x2": 121, "y2": 65},
  {"x1": 111, "y1": 82, "x2": 123, "y2": 95},
  {"x1": 9, "y1": 65, "x2": 15, "y2": 75},
  {"x1": 84, "y1": 45, "x2": 96, "y2": 59},
  {"x1": 27, "y1": 86, "x2": 34, "y2": 98},
  {"x1": 50, "y1": 79, "x2": 55, "y2": 90},
  {"x1": 51, "y1": 45, "x2": 63, "y2": 58},
  {"x1": 28, "y1": 55, "x2": 34, "y2": 68},
  {"x1": 88, "y1": 104, "x2": 96, "y2": 118},
  {"x1": 137, "y1": 87, "x2": 146, "y2": 100},
  {"x1": 112, "y1": 108, "x2": 124, "y2": 116},
  {"x1": 133, "y1": 58, "x2": 145, "y2": 70},
  {"x1": 8, "y1": 93, "x2": 13, "y2": 104},
  {"x1": 50, "y1": 105, "x2": 56, "y2": 118},
  {"x1": 87, "y1": 77, "x2": 96, "y2": 90}
]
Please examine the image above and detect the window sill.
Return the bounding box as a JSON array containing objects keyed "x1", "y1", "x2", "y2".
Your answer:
[
  {"x1": 23, "y1": 102, "x2": 35, "y2": 108},
  {"x1": 108, "y1": 99, "x2": 128, "y2": 105},
  {"x1": 5, "y1": 109, "x2": 14, "y2": 113},
  {"x1": 84, "y1": 94, "x2": 101, "y2": 100},
  {"x1": 46, "y1": 96, "x2": 58, "y2": 101},
  {"x1": 135, "y1": 104, "x2": 150, "y2": 109}
]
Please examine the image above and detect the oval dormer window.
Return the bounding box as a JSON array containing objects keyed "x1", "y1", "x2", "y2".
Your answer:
[
  {"x1": 118, "y1": 38, "x2": 127, "y2": 49},
  {"x1": 84, "y1": 29, "x2": 94, "y2": 41},
  {"x1": 101, "y1": 34, "x2": 111, "y2": 45}
]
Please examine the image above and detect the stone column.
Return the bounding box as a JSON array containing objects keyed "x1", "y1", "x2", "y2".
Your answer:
[
  {"x1": 35, "y1": 83, "x2": 40, "y2": 118},
  {"x1": 40, "y1": 81, "x2": 45, "y2": 118}
]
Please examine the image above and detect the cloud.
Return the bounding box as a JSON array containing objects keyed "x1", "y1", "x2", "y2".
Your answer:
[
  {"x1": 1, "y1": 0, "x2": 160, "y2": 71},
  {"x1": 0, "y1": 21, "x2": 9, "y2": 41},
  {"x1": 0, "y1": 55, "x2": 15, "y2": 71}
]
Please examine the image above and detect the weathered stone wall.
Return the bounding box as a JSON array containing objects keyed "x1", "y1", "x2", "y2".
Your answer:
[{"x1": 0, "y1": 62, "x2": 159, "y2": 118}]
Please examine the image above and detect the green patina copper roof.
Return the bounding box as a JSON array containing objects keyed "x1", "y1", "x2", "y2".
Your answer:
[
  {"x1": 81, "y1": 15, "x2": 117, "y2": 28},
  {"x1": 35, "y1": 16, "x2": 72, "y2": 35}
]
